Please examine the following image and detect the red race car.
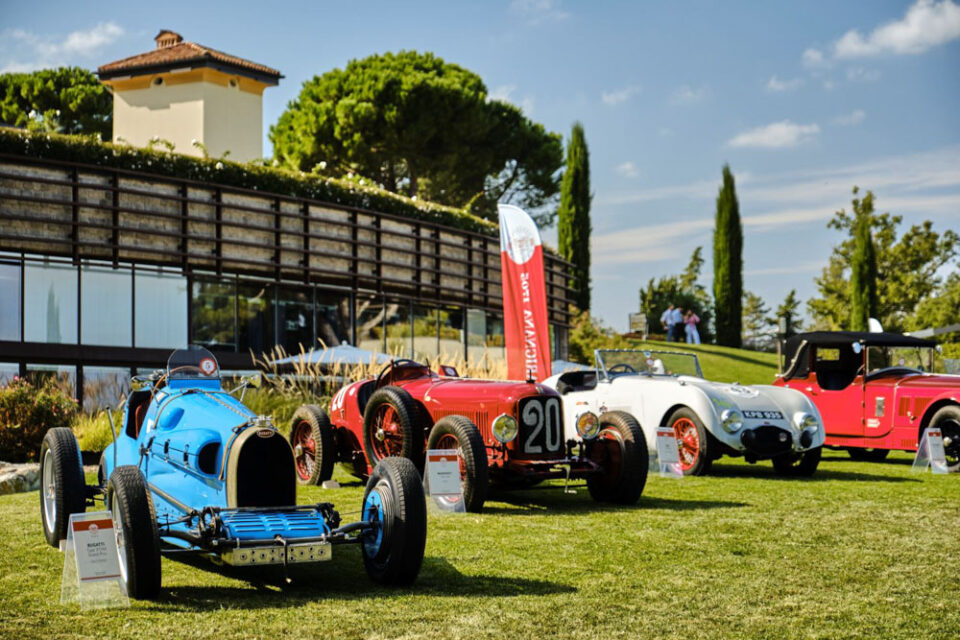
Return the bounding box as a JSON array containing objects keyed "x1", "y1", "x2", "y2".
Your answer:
[
  {"x1": 774, "y1": 331, "x2": 959, "y2": 470},
  {"x1": 288, "y1": 360, "x2": 648, "y2": 512}
]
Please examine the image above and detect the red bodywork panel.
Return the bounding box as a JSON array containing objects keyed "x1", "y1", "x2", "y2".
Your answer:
[
  {"x1": 328, "y1": 368, "x2": 585, "y2": 480},
  {"x1": 775, "y1": 372, "x2": 959, "y2": 452}
]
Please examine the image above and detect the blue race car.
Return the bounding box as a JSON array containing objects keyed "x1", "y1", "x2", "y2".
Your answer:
[{"x1": 38, "y1": 346, "x2": 426, "y2": 599}]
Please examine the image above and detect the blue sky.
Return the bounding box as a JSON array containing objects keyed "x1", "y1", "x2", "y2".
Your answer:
[{"x1": 2, "y1": 1, "x2": 958, "y2": 330}]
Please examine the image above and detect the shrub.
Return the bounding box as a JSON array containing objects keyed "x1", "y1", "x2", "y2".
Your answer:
[
  {"x1": 568, "y1": 311, "x2": 628, "y2": 364},
  {"x1": 0, "y1": 378, "x2": 78, "y2": 462},
  {"x1": 73, "y1": 410, "x2": 121, "y2": 453}
]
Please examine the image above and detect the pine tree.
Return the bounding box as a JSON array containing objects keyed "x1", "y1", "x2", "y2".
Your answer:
[
  {"x1": 849, "y1": 188, "x2": 879, "y2": 330},
  {"x1": 712, "y1": 165, "x2": 743, "y2": 347},
  {"x1": 557, "y1": 122, "x2": 592, "y2": 311},
  {"x1": 776, "y1": 289, "x2": 802, "y2": 338}
]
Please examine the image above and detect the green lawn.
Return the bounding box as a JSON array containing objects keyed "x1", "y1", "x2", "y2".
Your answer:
[
  {"x1": 1, "y1": 452, "x2": 957, "y2": 639},
  {"x1": 624, "y1": 339, "x2": 781, "y2": 385}
]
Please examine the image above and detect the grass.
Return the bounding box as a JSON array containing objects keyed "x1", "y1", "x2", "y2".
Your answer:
[
  {"x1": 0, "y1": 451, "x2": 956, "y2": 639},
  {"x1": 624, "y1": 339, "x2": 781, "y2": 385}
]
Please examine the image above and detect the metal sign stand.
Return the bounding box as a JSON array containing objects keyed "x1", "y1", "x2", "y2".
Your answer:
[
  {"x1": 423, "y1": 449, "x2": 466, "y2": 513},
  {"x1": 656, "y1": 427, "x2": 684, "y2": 479},
  {"x1": 911, "y1": 427, "x2": 949, "y2": 475},
  {"x1": 60, "y1": 511, "x2": 129, "y2": 610}
]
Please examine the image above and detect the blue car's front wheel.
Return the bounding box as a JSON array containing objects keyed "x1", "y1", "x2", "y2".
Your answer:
[{"x1": 361, "y1": 457, "x2": 426, "y2": 585}]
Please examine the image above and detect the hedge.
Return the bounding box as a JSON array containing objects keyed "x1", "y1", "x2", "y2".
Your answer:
[{"x1": 0, "y1": 128, "x2": 498, "y2": 235}]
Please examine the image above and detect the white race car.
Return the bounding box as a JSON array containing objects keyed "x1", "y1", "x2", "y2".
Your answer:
[{"x1": 543, "y1": 349, "x2": 826, "y2": 476}]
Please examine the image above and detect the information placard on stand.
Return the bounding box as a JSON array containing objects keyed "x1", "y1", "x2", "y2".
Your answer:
[
  {"x1": 61, "y1": 511, "x2": 129, "y2": 610},
  {"x1": 656, "y1": 427, "x2": 684, "y2": 478},
  {"x1": 424, "y1": 449, "x2": 465, "y2": 513},
  {"x1": 911, "y1": 427, "x2": 948, "y2": 475}
]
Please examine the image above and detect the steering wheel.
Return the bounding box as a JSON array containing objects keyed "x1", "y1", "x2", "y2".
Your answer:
[
  {"x1": 375, "y1": 359, "x2": 421, "y2": 387},
  {"x1": 607, "y1": 363, "x2": 637, "y2": 375}
]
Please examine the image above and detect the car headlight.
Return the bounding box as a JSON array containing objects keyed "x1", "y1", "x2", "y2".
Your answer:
[
  {"x1": 720, "y1": 409, "x2": 743, "y2": 433},
  {"x1": 491, "y1": 413, "x2": 518, "y2": 443},
  {"x1": 575, "y1": 412, "x2": 600, "y2": 440},
  {"x1": 793, "y1": 412, "x2": 819, "y2": 431}
]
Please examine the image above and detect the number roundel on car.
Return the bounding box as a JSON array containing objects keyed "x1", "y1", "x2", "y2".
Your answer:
[
  {"x1": 520, "y1": 396, "x2": 562, "y2": 454},
  {"x1": 198, "y1": 357, "x2": 218, "y2": 376}
]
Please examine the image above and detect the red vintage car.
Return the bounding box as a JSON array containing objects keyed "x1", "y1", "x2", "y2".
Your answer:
[
  {"x1": 774, "y1": 331, "x2": 959, "y2": 470},
  {"x1": 288, "y1": 360, "x2": 648, "y2": 512}
]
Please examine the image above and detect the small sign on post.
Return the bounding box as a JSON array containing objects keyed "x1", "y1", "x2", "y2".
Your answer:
[
  {"x1": 911, "y1": 427, "x2": 949, "y2": 474},
  {"x1": 655, "y1": 427, "x2": 684, "y2": 478},
  {"x1": 424, "y1": 449, "x2": 465, "y2": 513},
  {"x1": 61, "y1": 511, "x2": 129, "y2": 609}
]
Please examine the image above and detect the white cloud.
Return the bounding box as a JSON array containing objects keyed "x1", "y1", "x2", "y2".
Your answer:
[
  {"x1": 1, "y1": 22, "x2": 124, "y2": 72},
  {"x1": 834, "y1": 0, "x2": 960, "y2": 58},
  {"x1": 833, "y1": 109, "x2": 866, "y2": 126},
  {"x1": 592, "y1": 218, "x2": 713, "y2": 265},
  {"x1": 823, "y1": 79, "x2": 836, "y2": 90},
  {"x1": 601, "y1": 85, "x2": 640, "y2": 106},
  {"x1": 488, "y1": 84, "x2": 534, "y2": 114},
  {"x1": 845, "y1": 66, "x2": 881, "y2": 82},
  {"x1": 766, "y1": 75, "x2": 804, "y2": 92},
  {"x1": 616, "y1": 162, "x2": 640, "y2": 178},
  {"x1": 509, "y1": 0, "x2": 570, "y2": 25},
  {"x1": 670, "y1": 85, "x2": 708, "y2": 105},
  {"x1": 727, "y1": 120, "x2": 820, "y2": 149},
  {"x1": 802, "y1": 47, "x2": 829, "y2": 68}
]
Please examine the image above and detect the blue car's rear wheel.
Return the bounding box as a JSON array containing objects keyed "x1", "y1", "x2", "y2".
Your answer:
[
  {"x1": 107, "y1": 466, "x2": 161, "y2": 599},
  {"x1": 39, "y1": 428, "x2": 86, "y2": 547},
  {"x1": 361, "y1": 457, "x2": 426, "y2": 585}
]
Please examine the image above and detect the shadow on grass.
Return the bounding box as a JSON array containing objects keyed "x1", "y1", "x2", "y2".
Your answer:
[
  {"x1": 708, "y1": 463, "x2": 920, "y2": 483},
  {"x1": 481, "y1": 487, "x2": 747, "y2": 515},
  {"x1": 158, "y1": 554, "x2": 573, "y2": 610}
]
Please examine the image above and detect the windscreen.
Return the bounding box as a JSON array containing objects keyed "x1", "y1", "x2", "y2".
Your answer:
[
  {"x1": 597, "y1": 350, "x2": 702, "y2": 378},
  {"x1": 167, "y1": 345, "x2": 220, "y2": 379},
  {"x1": 866, "y1": 346, "x2": 939, "y2": 375}
]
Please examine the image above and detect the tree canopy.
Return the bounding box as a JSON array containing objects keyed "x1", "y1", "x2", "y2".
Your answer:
[
  {"x1": 712, "y1": 165, "x2": 743, "y2": 347},
  {"x1": 640, "y1": 247, "x2": 714, "y2": 343},
  {"x1": 270, "y1": 51, "x2": 563, "y2": 225},
  {"x1": 557, "y1": 122, "x2": 592, "y2": 310},
  {"x1": 808, "y1": 187, "x2": 958, "y2": 332},
  {"x1": 849, "y1": 189, "x2": 879, "y2": 331},
  {"x1": 0, "y1": 67, "x2": 111, "y2": 138}
]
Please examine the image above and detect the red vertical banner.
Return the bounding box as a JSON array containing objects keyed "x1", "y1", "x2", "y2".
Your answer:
[{"x1": 498, "y1": 204, "x2": 551, "y2": 382}]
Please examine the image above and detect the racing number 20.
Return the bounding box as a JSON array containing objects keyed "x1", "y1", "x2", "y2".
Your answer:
[{"x1": 522, "y1": 398, "x2": 562, "y2": 453}]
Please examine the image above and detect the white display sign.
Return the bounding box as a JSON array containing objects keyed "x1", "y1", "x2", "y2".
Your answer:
[
  {"x1": 424, "y1": 449, "x2": 465, "y2": 513},
  {"x1": 61, "y1": 511, "x2": 129, "y2": 609},
  {"x1": 911, "y1": 428, "x2": 948, "y2": 475},
  {"x1": 656, "y1": 427, "x2": 683, "y2": 479}
]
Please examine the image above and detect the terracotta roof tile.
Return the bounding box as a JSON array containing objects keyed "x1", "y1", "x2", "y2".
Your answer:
[{"x1": 98, "y1": 41, "x2": 281, "y2": 81}]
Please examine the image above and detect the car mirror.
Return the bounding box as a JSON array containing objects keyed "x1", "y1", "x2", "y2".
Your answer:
[
  {"x1": 241, "y1": 374, "x2": 262, "y2": 389},
  {"x1": 851, "y1": 343, "x2": 862, "y2": 355}
]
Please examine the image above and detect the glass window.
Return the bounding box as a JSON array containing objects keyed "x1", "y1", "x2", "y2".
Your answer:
[
  {"x1": 81, "y1": 265, "x2": 132, "y2": 347},
  {"x1": 316, "y1": 291, "x2": 350, "y2": 348},
  {"x1": 356, "y1": 293, "x2": 384, "y2": 353},
  {"x1": 486, "y1": 313, "x2": 505, "y2": 363},
  {"x1": 24, "y1": 261, "x2": 78, "y2": 344},
  {"x1": 238, "y1": 281, "x2": 274, "y2": 356},
  {"x1": 413, "y1": 305, "x2": 439, "y2": 362},
  {"x1": 26, "y1": 364, "x2": 76, "y2": 398},
  {"x1": 0, "y1": 262, "x2": 20, "y2": 341},
  {"x1": 277, "y1": 286, "x2": 314, "y2": 356},
  {"x1": 466, "y1": 309, "x2": 487, "y2": 363},
  {"x1": 135, "y1": 269, "x2": 188, "y2": 349},
  {"x1": 438, "y1": 306, "x2": 464, "y2": 362},
  {"x1": 191, "y1": 279, "x2": 236, "y2": 350},
  {"x1": 384, "y1": 300, "x2": 411, "y2": 358},
  {"x1": 0, "y1": 363, "x2": 19, "y2": 386},
  {"x1": 83, "y1": 366, "x2": 130, "y2": 414}
]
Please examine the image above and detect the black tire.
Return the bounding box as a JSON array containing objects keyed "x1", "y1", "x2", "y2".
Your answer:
[
  {"x1": 289, "y1": 404, "x2": 335, "y2": 485},
  {"x1": 928, "y1": 405, "x2": 960, "y2": 472},
  {"x1": 666, "y1": 407, "x2": 712, "y2": 476},
  {"x1": 362, "y1": 386, "x2": 425, "y2": 470},
  {"x1": 107, "y1": 466, "x2": 161, "y2": 599},
  {"x1": 772, "y1": 446, "x2": 822, "y2": 477},
  {"x1": 846, "y1": 447, "x2": 890, "y2": 462},
  {"x1": 39, "y1": 428, "x2": 86, "y2": 547},
  {"x1": 361, "y1": 457, "x2": 427, "y2": 585},
  {"x1": 426, "y1": 416, "x2": 489, "y2": 513},
  {"x1": 586, "y1": 411, "x2": 649, "y2": 504}
]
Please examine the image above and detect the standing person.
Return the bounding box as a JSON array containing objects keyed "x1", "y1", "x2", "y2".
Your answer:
[
  {"x1": 660, "y1": 304, "x2": 674, "y2": 342},
  {"x1": 684, "y1": 309, "x2": 701, "y2": 345},
  {"x1": 670, "y1": 304, "x2": 684, "y2": 343}
]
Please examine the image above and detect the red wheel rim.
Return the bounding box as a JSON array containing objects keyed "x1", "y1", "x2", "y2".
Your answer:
[
  {"x1": 672, "y1": 417, "x2": 700, "y2": 472},
  {"x1": 371, "y1": 404, "x2": 405, "y2": 460},
  {"x1": 292, "y1": 421, "x2": 315, "y2": 481},
  {"x1": 588, "y1": 428, "x2": 624, "y2": 488},
  {"x1": 435, "y1": 433, "x2": 466, "y2": 481}
]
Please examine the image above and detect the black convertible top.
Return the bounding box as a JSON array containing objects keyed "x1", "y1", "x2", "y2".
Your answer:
[{"x1": 782, "y1": 331, "x2": 935, "y2": 380}]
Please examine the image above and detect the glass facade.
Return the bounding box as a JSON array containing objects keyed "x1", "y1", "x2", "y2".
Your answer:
[
  {"x1": 0, "y1": 262, "x2": 20, "y2": 341},
  {"x1": 135, "y1": 269, "x2": 188, "y2": 349},
  {"x1": 356, "y1": 293, "x2": 384, "y2": 353},
  {"x1": 316, "y1": 292, "x2": 350, "y2": 348},
  {"x1": 0, "y1": 362, "x2": 18, "y2": 385},
  {"x1": 26, "y1": 364, "x2": 76, "y2": 398},
  {"x1": 276, "y1": 286, "x2": 314, "y2": 355},
  {"x1": 384, "y1": 299, "x2": 411, "y2": 357},
  {"x1": 438, "y1": 307, "x2": 465, "y2": 362},
  {"x1": 413, "y1": 305, "x2": 439, "y2": 362},
  {"x1": 82, "y1": 366, "x2": 131, "y2": 414},
  {"x1": 192, "y1": 279, "x2": 236, "y2": 350},
  {"x1": 237, "y1": 281, "x2": 273, "y2": 355},
  {"x1": 24, "y1": 261, "x2": 78, "y2": 344},
  {"x1": 81, "y1": 264, "x2": 132, "y2": 347}
]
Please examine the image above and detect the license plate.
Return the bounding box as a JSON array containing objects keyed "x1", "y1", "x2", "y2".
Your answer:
[
  {"x1": 742, "y1": 410, "x2": 784, "y2": 420},
  {"x1": 222, "y1": 542, "x2": 332, "y2": 566}
]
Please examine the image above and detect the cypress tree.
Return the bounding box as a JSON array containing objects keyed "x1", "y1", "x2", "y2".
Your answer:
[
  {"x1": 849, "y1": 201, "x2": 878, "y2": 330},
  {"x1": 557, "y1": 122, "x2": 592, "y2": 311},
  {"x1": 712, "y1": 165, "x2": 743, "y2": 347}
]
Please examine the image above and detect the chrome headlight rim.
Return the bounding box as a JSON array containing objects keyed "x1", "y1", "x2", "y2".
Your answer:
[
  {"x1": 720, "y1": 409, "x2": 744, "y2": 433},
  {"x1": 491, "y1": 413, "x2": 518, "y2": 443},
  {"x1": 575, "y1": 411, "x2": 601, "y2": 440},
  {"x1": 793, "y1": 411, "x2": 819, "y2": 431}
]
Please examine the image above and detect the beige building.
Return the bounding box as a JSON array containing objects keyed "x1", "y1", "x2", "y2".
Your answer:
[{"x1": 98, "y1": 30, "x2": 282, "y2": 162}]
